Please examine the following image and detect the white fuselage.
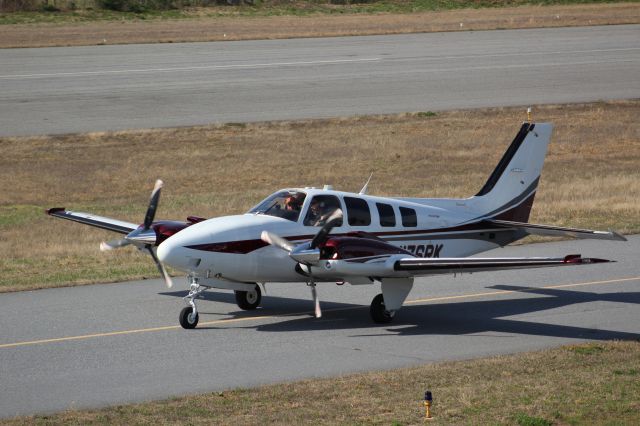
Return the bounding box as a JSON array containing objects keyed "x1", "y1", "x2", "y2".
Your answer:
[{"x1": 156, "y1": 188, "x2": 520, "y2": 283}]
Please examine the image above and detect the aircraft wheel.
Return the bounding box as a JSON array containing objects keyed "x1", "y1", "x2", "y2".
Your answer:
[
  {"x1": 370, "y1": 293, "x2": 394, "y2": 324},
  {"x1": 179, "y1": 306, "x2": 199, "y2": 329},
  {"x1": 235, "y1": 284, "x2": 262, "y2": 310}
]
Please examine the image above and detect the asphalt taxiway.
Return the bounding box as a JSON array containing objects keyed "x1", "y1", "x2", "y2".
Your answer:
[
  {"x1": 0, "y1": 24, "x2": 639, "y2": 136},
  {"x1": 0, "y1": 236, "x2": 638, "y2": 418}
]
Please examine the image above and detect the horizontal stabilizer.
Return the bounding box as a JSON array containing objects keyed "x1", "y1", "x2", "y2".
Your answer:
[
  {"x1": 487, "y1": 219, "x2": 627, "y2": 241},
  {"x1": 46, "y1": 208, "x2": 138, "y2": 235},
  {"x1": 394, "y1": 254, "x2": 611, "y2": 275}
]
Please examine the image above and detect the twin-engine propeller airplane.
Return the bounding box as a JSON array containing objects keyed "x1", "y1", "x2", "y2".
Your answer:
[{"x1": 48, "y1": 121, "x2": 626, "y2": 329}]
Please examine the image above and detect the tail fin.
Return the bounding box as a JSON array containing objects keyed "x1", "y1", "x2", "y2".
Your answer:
[{"x1": 469, "y1": 122, "x2": 553, "y2": 222}]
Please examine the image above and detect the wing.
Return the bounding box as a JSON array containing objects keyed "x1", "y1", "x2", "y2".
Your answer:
[
  {"x1": 393, "y1": 254, "x2": 611, "y2": 276},
  {"x1": 46, "y1": 207, "x2": 138, "y2": 235},
  {"x1": 486, "y1": 219, "x2": 626, "y2": 241},
  {"x1": 320, "y1": 253, "x2": 612, "y2": 280}
]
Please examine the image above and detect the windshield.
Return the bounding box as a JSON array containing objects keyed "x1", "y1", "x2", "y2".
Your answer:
[{"x1": 248, "y1": 190, "x2": 307, "y2": 222}]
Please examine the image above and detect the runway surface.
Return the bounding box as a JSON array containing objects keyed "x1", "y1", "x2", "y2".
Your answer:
[
  {"x1": 0, "y1": 236, "x2": 638, "y2": 417},
  {"x1": 1, "y1": 24, "x2": 639, "y2": 136}
]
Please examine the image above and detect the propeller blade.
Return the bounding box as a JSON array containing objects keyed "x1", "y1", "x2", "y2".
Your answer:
[
  {"x1": 143, "y1": 179, "x2": 163, "y2": 230},
  {"x1": 261, "y1": 231, "x2": 296, "y2": 253},
  {"x1": 310, "y1": 209, "x2": 343, "y2": 249},
  {"x1": 310, "y1": 280, "x2": 322, "y2": 318},
  {"x1": 100, "y1": 239, "x2": 131, "y2": 251},
  {"x1": 147, "y1": 246, "x2": 173, "y2": 288}
]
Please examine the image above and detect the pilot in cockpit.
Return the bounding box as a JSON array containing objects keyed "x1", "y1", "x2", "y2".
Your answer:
[{"x1": 282, "y1": 193, "x2": 304, "y2": 220}]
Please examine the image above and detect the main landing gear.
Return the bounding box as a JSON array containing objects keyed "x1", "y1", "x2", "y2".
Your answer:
[
  {"x1": 234, "y1": 284, "x2": 262, "y2": 310},
  {"x1": 369, "y1": 293, "x2": 395, "y2": 324},
  {"x1": 369, "y1": 278, "x2": 413, "y2": 324}
]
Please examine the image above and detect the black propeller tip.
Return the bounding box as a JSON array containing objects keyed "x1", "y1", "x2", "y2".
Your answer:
[{"x1": 143, "y1": 179, "x2": 163, "y2": 230}]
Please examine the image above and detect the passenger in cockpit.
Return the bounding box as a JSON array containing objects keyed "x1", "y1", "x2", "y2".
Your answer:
[{"x1": 306, "y1": 199, "x2": 331, "y2": 226}]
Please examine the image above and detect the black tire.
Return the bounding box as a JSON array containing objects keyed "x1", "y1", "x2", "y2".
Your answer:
[
  {"x1": 370, "y1": 293, "x2": 394, "y2": 324},
  {"x1": 179, "y1": 306, "x2": 199, "y2": 329},
  {"x1": 235, "y1": 284, "x2": 262, "y2": 310}
]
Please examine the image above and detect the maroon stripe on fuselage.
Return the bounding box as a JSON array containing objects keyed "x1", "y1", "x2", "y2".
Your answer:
[{"x1": 186, "y1": 240, "x2": 270, "y2": 254}]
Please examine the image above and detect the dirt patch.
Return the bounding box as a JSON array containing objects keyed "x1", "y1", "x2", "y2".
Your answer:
[{"x1": 1, "y1": 3, "x2": 639, "y2": 48}]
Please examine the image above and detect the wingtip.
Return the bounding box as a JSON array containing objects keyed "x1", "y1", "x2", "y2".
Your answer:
[
  {"x1": 563, "y1": 254, "x2": 613, "y2": 264},
  {"x1": 46, "y1": 207, "x2": 65, "y2": 215},
  {"x1": 610, "y1": 229, "x2": 627, "y2": 242}
]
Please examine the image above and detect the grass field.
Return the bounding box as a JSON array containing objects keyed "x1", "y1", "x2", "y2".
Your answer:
[
  {"x1": 1, "y1": 2, "x2": 639, "y2": 47},
  {"x1": 0, "y1": 100, "x2": 638, "y2": 293},
  {"x1": 4, "y1": 340, "x2": 639, "y2": 424},
  {"x1": 2, "y1": 0, "x2": 636, "y2": 23}
]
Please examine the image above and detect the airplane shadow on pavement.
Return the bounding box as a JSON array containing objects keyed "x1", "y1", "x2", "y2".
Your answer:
[
  {"x1": 159, "y1": 288, "x2": 343, "y2": 316},
  {"x1": 160, "y1": 286, "x2": 640, "y2": 341}
]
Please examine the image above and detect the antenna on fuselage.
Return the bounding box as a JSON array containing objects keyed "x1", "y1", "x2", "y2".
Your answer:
[{"x1": 359, "y1": 172, "x2": 374, "y2": 195}]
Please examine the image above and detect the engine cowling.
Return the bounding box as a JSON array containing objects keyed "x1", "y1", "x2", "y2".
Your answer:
[
  {"x1": 149, "y1": 221, "x2": 193, "y2": 245},
  {"x1": 320, "y1": 237, "x2": 411, "y2": 260}
]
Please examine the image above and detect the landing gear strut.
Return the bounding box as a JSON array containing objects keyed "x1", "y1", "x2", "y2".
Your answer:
[
  {"x1": 180, "y1": 277, "x2": 206, "y2": 329},
  {"x1": 370, "y1": 293, "x2": 395, "y2": 324},
  {"x1": 235, "y1": 284, "x2": 262, "y2": 310}
]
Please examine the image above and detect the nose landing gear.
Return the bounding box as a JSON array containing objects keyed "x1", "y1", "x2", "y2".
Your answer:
[
  {"x1": 180, "y1": 277, "x2": 206, "y2": 329},
  {"x1": 179, "y1": 277, "x2": 263, "y2": 328},
  {"x1": 179, "y1": 306, "x2": 199, "y2": 329}
]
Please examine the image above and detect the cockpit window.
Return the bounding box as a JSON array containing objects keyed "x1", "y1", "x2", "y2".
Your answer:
[
  {"x1": 304, "y1": 195, "x2": 342, "y2": 227},
  {"x1": 249, "y1": 190, "x2": 307, "y2": 222}
]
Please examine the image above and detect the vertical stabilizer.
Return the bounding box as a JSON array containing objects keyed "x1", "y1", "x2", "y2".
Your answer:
[{"x1": 470, "y1": 122, "x2": 553, "y2": 222}]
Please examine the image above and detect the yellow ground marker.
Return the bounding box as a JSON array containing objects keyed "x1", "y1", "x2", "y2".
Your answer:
[{"x1": 1, "y1": 276, "x2": 638, "y2": 350}]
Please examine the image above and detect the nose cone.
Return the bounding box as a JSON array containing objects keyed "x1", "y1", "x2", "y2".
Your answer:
[
  {"x1": 156, "y1": 239, "x2": 170, "y2": 263},
  {"x1": 157, "y1": 238, "x2": 185, "y2": 271},
  {"x1": 156, "y1": 227, "x2": 207, "y2": 273}
]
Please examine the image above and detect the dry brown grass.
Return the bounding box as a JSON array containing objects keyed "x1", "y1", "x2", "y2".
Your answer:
[
  {"x1": 5, "y1": 340, "x2": 640, "y2": 424},
  {"x1": 1, "y1": 3, "x2": 639, "y2": 48},
  {"x1": 0, "y1": 100, "x2": 638, "y2": 291}
]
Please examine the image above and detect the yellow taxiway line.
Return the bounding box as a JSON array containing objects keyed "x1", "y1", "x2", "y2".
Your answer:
[{"x1": 1, "y1": 276, "x2": 638, "y2": 350}]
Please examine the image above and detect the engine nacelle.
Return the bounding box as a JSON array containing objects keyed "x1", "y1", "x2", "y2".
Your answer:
[{"x1": 320, "y1": 237, "x2": 411, "y2": 260}]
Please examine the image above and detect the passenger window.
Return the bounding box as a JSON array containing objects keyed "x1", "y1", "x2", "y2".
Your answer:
[
  {"x1": 303, "y1": 195, "x2": 342, "y2": 227},
  {"x1": 376, "y1": 203, "x2": 396, "y2": 227},
  {"x1": 345, "y1": 197, "x2": 371, "y2": 226},
  {"x1": 400, "y1": 207, "x2": 417, "y2": 227}
]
